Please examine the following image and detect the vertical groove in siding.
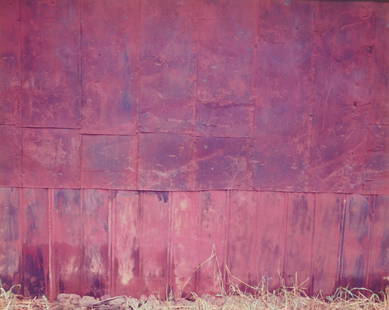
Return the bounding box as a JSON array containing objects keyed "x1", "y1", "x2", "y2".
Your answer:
[
  {"x1": 337, "y1": 194, "x2": 347, "y2": 288},
  {"x1": 308, "y1": 192, "x2": 317, "y2": 294},
  {"x1": 106, "y1": 190, "x2": 112, "y2": 294},
  {"x1": 282, "y1": 192, "x2": 289, "y2": 283},
  {"x1": 136, "y1": 191, "x2": 142, "y2": 294},
  {"x1": 365, "y1": 194, "x2": 376, "y2": 288},
  {"x1": 48, "y1": 188, "x2": 54, "y2": 300},
  {"x1": 80, "y1": 189, "x2": 85, "y2": 295},
  {"x1": 364, "y1": 194, "x2": 374, "y2": 287},
  {"x1": 225, "y1": 190, "x2": 231, "y2": 287},
  {"x1": 167, "y1": 191, "x2": 173, "y2": 298}
]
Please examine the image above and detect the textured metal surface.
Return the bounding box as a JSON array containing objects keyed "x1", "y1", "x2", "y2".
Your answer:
[
  {"x1": 0, "y1": 0, "x2": 388, "y2": 299},
  {"x1": 0, "y1": 188, "x2": 388, "y2": 298}
]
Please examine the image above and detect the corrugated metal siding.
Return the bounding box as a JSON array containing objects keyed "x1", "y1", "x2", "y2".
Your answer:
[
  {"x1": 0, "y1": 0, "x2": 388, "y2": 299},
  {"x1": 0, "y1": 189, "x2": 388, "y2": 298}
]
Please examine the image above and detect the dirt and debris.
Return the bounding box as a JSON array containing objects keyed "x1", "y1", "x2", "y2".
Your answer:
[{"x1": 1, "y1": 283, "x2": 389, "y2": 310}]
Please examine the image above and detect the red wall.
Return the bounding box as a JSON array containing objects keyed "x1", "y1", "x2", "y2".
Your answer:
[{"x1": 0, "y1": 0, "x2": 388, "y2": 299}]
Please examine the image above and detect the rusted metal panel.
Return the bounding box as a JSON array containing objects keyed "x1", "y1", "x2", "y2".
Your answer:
[
  {"x1": 81, "y1": 189, "x2": 110, "y2": 297},
  {"x1": 0, "y1": 188, "x2": 20, "y2": 290},
  {"x1": 311, "y1": 193, "x2": 343, "y2": 295},
  {"x1": 340, "y1": 194, "x2": 372, "y2": 288},
  {"x1": 52, "y1": 189, "x2": 82, "y2": 297},
  {"x1": 226, "y1": 191, "x2": 259, "y2": 289},
  {"x1": 111, "y1": 190, "x2": 141, "y2": 296},
  {"x1": 22, "y1": 128, "x2": 80, "y2": 188},
  {"x1": 284, "y1": 193, "x2": 315, "y2": 290},
  {"x1": 253, "y1": 1, "x2": 313, "y2": 192},
  {"x1": 21, "y1": 188, "x2": 49, "y2": 297},
  {"x1": 0, "y1": 125, "x2": 21, "y2": 187},
  {"x1": 0, "y1": 0, "x2": 19, "y2": 125},
  {"x1": 196, "y1": 137, "x2": 253, "y2": 190},
  {"x1": 252, "y1": 139, "x2": 307, "y2": 192},
  {"x1": 308, "y1": 2, "x2": 378, "y2": 194},
  {"x1": 368, "y1": 195, "x2": 389, "y2": 292},
  {"x1": 195, "y1": 0, "x2": 256, "y2": 106},
  {"x1": 196, "y1": 105, "x2": 253, "y2": 138},
  {"x1": 170, "y1": 191, "x2": 227, "y2": 297},
  {"x1": 81, "y1": 0, "x2": 139, "y2": 135},
  {"x1": 81, "y1": 135, "x2": 137, "y2": 190},
  {"x1": 0, "y1": 187, "x2": 388, "y2": 298},
  {"x1": 364, "y1": 5, "x2": 389, "y2": 195},
  {"x1": 139, "y1": 0, "x2": 196, "y2": 134},
  {"x1": 21, "y1": 0, "x2": 80, "y2": 128},
  {"x1": 256, "y1": 191, "x2": 287, "y2": 290},
  {"x1": 195, "y1": 191, "x2": 227, "y2": 295},
  {"x1": 195, "y1": 0, "x2": 256, "y2": 140},
  {"x1": 139, "y1": 133, "x2": 195, "y2": 191},
  {"x1": 139, "y1": 191, "x2": 170, "y2": 298},
  {"x1": 170, "y1": 192, "x2": 200, "y2": 296}
]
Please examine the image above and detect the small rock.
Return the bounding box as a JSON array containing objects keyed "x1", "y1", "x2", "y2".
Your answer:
[
  {"x1": 70, "y1": 295, "x2": 81, "y2": 305},
  {"x1": 98, "y1": 296, "x2": 127, "y2": 306},
  {"x1": 144, "y1": 295, "x2": 159, "y2": 308},
  {"x1": 79, "y1": 295, "x2": 99, "y2": 307},
  {"x1": 127, "y1": 297, "x2": 139, "y2": 309},
  {"x1": 57, "y1": 293, "x2": 81, "y2": 304},
  {"x1": 139, "y1": 295, "x2": 148, "y2": 304}
]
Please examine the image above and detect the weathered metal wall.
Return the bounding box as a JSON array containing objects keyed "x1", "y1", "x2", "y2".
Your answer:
[{"x1": 0, "y1": 0, "x2": 388, "y2": 299}]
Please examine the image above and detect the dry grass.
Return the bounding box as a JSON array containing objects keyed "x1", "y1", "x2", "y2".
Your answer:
[{"x1": 1, "y1": 280, "x2": 388, "y2": 310}]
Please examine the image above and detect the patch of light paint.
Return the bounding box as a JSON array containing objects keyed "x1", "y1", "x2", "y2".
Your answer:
[
  {"x1": 119, "y1": 262, "x2": 133, "y2": 285},
  {"x1": 180, "y1": 199, "x2": 188, "y2": 210},
  {"x1": 62, "y1": 256, "x2": 78, "y2": 276},
  {"x1": 89, "y1": 252, "x2": 103, "y2": 275}
]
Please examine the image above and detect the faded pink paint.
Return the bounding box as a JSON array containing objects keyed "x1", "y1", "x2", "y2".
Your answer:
[{"x1": 0, "y1": 0, "x2": 388, "y2": 299}]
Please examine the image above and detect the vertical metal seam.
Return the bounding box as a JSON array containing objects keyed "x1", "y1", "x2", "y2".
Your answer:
[
  {"x1": 309, "y1": 193, "x2": 317, "y2": 294},
  {"x1": 256, "y1": 191, "x2": 261, "y2": 284},
  {"x1": 80, "y1": 189, "x2": 85, "y2": 295},
  {"x1": 337, "y1": 194, "x2": 347, "y2": 287},
  {"x1": 365, "y1": 194, "x2": 376, "y2": 288},
  {"x1": 108, "y1": 190, "x2": 114, "y2": 295},
  {"x1": 48, "y1": 188, "x2": 54, "y2": 299},
  {"x1": 19, "y1": 187, "x2": 25, "y2": 294},
  {"x1": 224, "y1": 190, "x2": 231, "y2": 290},
  {"x1": 282, "y1": 192, "x2": 289, "y2": 284},
  {"x1": 138, "y1": 191, "x2": 143, "y2": 279},
  {"x1": 254, "y1": 190, "x2": 260, "y2": 285},
  {"x1": 193, "y1": 192, "x2": 200, "y2": 293},
  {"x1": 167, "y1": 191, "x2": 174, "y2": 299}
]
